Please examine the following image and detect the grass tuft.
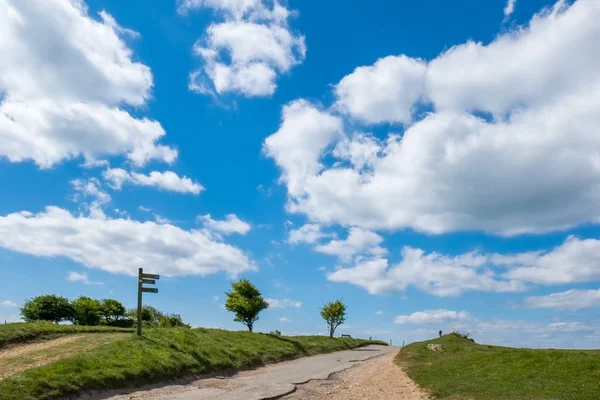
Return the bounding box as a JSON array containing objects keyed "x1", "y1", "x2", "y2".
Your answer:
[
  {"x1": 0, "y1": 327, "x2": 382, "y2": 400},
  {"x1": 396, "y1": 334, "x2": 600, "y2": 399}
]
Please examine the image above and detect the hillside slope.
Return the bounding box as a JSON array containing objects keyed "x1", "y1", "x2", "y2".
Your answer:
[
  {"x1": 396, "y1": 333, "x2": 600, "y2": 399},
  {"x1": 0, "y1": 327, "x2": 383, "y2": 400}
]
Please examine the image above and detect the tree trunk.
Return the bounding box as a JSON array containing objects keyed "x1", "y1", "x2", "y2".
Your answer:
[
  {"x1": 248, "y1": 323, "x2": 253, "y2": 332},
  {"x1": 329, "y1": 327, "x2": 334, "y2": 338}
]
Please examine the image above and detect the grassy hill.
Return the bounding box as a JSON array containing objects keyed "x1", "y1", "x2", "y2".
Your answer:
[
  {"x1": 0, "y1": 322, "x2": 133, "y2": 348},
  {"x1": 396, "y1": 333, "x2": 600, "y2": 399},
  {"x1": 0, "y1": 325, "x2": 384, "y2": 400}
]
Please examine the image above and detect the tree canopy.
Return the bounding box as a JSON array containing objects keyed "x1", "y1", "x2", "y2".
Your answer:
[
  {"x1": 21, "y1": 294, "x2": 74, "y2": 324},
  {"x1": 72, "y1": 296, "x2": 102, "y2": 326},
  {"x1": 224, "y1": 279, "x2": 269, "y2": 332},
  {"x1": 320, "y1": 300, "x2": 347, "y2": 338}
]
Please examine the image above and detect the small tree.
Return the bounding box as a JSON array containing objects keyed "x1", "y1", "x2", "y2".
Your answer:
[
  {"x1": 321, "y1": 300, "x2": 347, "y2": 338},
  {"x1": 72, "y1": 296, "x2": 102, "y2": 326},
  {"x1": 100, "y1": 298, "x2": 126, "y2": 324},
  {"x1": 126, "y1": 305, "x2": 165, "y2": 327},
  {"x1": 21, "y1": 294, "x2": 73, "y2": 324},
  {"x1": 224, "y1": 279, "x2": 269, "y2": 332}
]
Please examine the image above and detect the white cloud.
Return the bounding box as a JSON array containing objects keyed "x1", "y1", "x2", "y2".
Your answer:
[
  {"x1": 500, "y1": 236, "x2": 600, "y2": 285},
  {"x1": 265, "y1": 0, "x2": 600, "y2": 236},
  {"x1": 375, "y1": 310, "x2": 383, "y2": 315},
  {"x1": 264, "y1": 100, "x2": 343, "y2": 198},
  {"x1": 328, "y1": 236, "x2": 600, "y2": 296},
  {"x1": 183, "y1": 0, "x2": 305, "y2": 97},
  {"x1": 213, "y1": 295, "x2": 220, "y2": 301},
  {"x1": 66, "y1": 271, "x2": 103, "y2": 286},
  {"x1": 394, "y1": 309, "x2": 472, "y2": 325},
  {"x1": 153, "y1": 214, "x2": 172, "y2": 224},
  {"x1": 504, "y1": 0, "x2": 517, "y2": 17},
  {"x1": 266, "y1": 298, "x2": 302, "y2": 309},
  {"x1": 334, "y1": 55, "x2": 426, "y2": 124},
  {"x1": 523, "y1": 289, "x2": 600, "y2": 310},
  {"x1": 279, "y1": 317, "x2": 291, "y2": 323},
  {"x1": 328, "y1": 247, "x2": 524, "y2": 297},
  {"x1": 315, "y1": 227, "x2": 387, "y2": 262},
  {"x1": 103, "y1": 168, "x2": 204, "y2": 195},
  {"x1": 199, "y1": 214, "x2": 251, "y2": 235},
  {"x1": 287, "y1": 223, "x2": 329, "y2": 245},
  {"x1": 0, "y1": 0, "x2": 176, "y2": 168},
  {"x1": 0, "y1": 207, "x2": 255, "y2": 277},
  {"x1": 1, "y1": 300, "x2": 17, "y2": 308},
  {"x1": 71, "y1": 178, "x2": 111, "y2": 219}
]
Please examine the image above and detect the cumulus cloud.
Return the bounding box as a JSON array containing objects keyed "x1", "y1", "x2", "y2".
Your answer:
[
  {"x1": 0, "y1": 0, "x2": 177, "y2": 168},
  {"x1": 328, "y1": 236, "x2": 600, "y2": 296},
  {"x1": 103, "y1": 168, "x2": 204, "y2": 194},
  {"x1": 394, "y1": 309, "x2": 472, "y2": 324},
  {"x1": 0, "y1": 207, "x2": 255, "y2": 277},
  {"x1": 523, "y1": 289, "x2": 600, "y2": 310},
  {"x1": 199, "y1": 214, "x2": 251, "y2": 235},
  {"x1": 334, "y1": 55, "x2": 426, "y2": 124},
  {"x1": 279, "y1": 317, "x2": 291, "y2": 323},
  {"x1": 287, "y1": 223, "x2": 330, "y2": 245},
  {"x1": 66, "y1": 271, "x2": 103, "y2": 285},
  {"x1": 182, "y1": 0, "x2": 305, "y2": 97},
  {"x1": 500, "y1": 236, "x2": 600, "y2": 285},
  {"x1": 264, "y1": 0, "x2": 600, "y2": 236},
  {"x1": 266, "y1": 298, "x2": 302, "y2": 308},
  {"x1": 315, "y1": 227, "x2": 387, "y2": 262},
  {"x1": 328, "y1": 248, "x2": 524, "y2": 297}
]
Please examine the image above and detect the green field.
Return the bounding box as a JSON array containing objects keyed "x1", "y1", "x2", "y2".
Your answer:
[
  {"x1": 0, "y1": 323, "x2": 384, "y2": 400},
  {"x1": 0, "y1": 322, "x2": 132, "y2": 348},
  {"x1": 396, "y1": 333, "x2": 600, "y2": 400}
]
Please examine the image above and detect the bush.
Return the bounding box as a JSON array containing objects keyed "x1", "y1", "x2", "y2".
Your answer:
[
  {"x1": 21, "y1": 295, "x2": 74, "y2": 324},
  {"x1": 269, "y1": 330, "x2": 282, "y2": 336},
  {"x1": 158, "y1": 314, "x2": 190, "y2": 328},
  {"x1": 100, "y1": 299, "x2": 126, "y2": 324},
  {"x1": 105, "y1": 318, "x2": 134, "y2": 328},
  {"x1": 72, "y1": 297, "x2": 103, "y2": 326},
  {"x1": 450, "y1": 331, "x2": 475, "y2": 342}
]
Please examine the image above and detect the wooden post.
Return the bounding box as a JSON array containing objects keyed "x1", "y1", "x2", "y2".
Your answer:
[{"x1": 137, "y1": 267, "x2": 143, "y2": 336}]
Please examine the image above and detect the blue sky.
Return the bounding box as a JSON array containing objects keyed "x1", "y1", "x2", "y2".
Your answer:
[{"x1": 1, "y1": 0, "x2": 600, "y2": 348}]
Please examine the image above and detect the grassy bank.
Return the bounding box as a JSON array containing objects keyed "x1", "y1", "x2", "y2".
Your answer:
[
  {"x1": 0, "y1": 322, "x2": 133, "y2": 348},
  {"x1": 396, "y1": 333, "x2": 600, "y2": 399},
  {"x1": 0, "y1": 327, "x2": 384, "y2": 400}
]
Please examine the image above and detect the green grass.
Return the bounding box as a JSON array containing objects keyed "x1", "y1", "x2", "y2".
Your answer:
[
  {"x1": 0, "y1": 333, "x2": 130, "y2": 380},
  {"x1": 0, "y1": 327, "x2": 384, "y2": 400},
  {"x1": 396, "y1": 333, "x2": 600, "y2": 400},
  {"x1": 0, "y1": 322, "x2": 133, "y2": 348}
]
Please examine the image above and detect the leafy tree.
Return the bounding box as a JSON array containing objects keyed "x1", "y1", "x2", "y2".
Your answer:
[
  {"x1": 100, "y1": 298, "x2": 126, "y2": 323},
  {"x1": 72, "y1": 296, "x2": 102, "y2": 326},
  {"x1": 158, "y1": 314, "x2": 190, "y2": 328},
  {"x1": 321, "y1": 300, "x2": 347, "y2": 338},
  {"x1": 224, "y1": 279, "x2": 269, "y2": 332},
  {"x1": 127, "y1": 305, "x2": 165, "y2": 327},
  {"x1": 20, "y1": 294, "x2": 74, "y2": 323}
]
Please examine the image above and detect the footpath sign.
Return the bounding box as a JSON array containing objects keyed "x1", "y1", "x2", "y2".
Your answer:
[{"x1": 137, "y1": 268, "x2": 159, "y2": 336}]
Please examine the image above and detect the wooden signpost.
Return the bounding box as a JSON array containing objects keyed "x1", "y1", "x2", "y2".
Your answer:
[{"x1": 137, "y1": 268, "x2": 159, "y2": 336}]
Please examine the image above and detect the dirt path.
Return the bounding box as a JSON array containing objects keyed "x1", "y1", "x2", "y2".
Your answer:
[
  {"x1": 282, "y1": 351, "x2": 429, "y2": 400},
  {"x1": 0, "y1": 333, "x2": 129, "y2": 380}
]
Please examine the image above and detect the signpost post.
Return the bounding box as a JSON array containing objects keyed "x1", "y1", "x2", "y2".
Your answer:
[{"x1": 137, "y1": 268, "x2": 159, "y2": 336}]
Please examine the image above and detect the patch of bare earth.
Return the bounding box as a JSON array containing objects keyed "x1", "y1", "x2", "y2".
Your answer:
[{"x1": 282, "y1": 352, "x2": 429, "y2": 400}]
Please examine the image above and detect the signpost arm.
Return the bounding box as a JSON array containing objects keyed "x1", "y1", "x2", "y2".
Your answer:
[{"x1": 137, "y1": 268, "x2": 143, "y2": 336}]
